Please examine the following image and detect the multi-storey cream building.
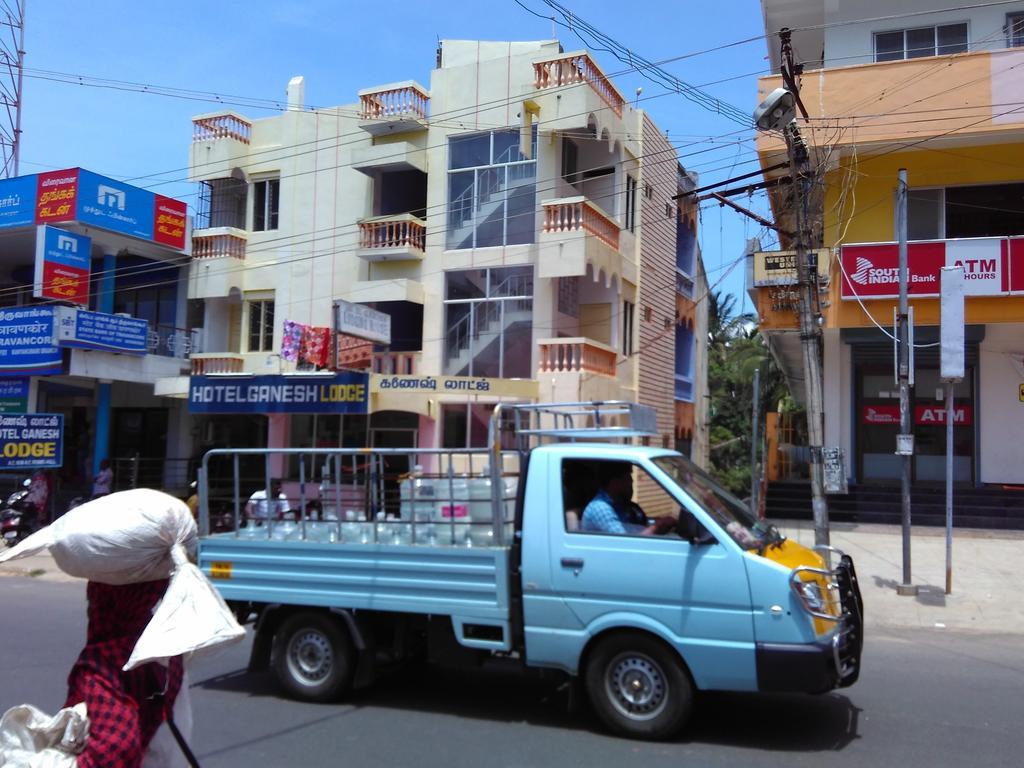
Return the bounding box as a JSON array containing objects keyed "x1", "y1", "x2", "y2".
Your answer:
[{"x1": 181, "y1": 40, "x2": 707, "y2": 468}]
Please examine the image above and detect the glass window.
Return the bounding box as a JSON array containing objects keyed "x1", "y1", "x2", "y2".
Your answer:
[
  {"x1": 253, "y1": 178, "x2": 280, "y2": 231},
  {"x1": 945, "y1": 182, "x2": 1024, "y2": 238},
  {"x1": 625, "y1": 176, "x2": 637, "y2": 233},
  {"x1": 622, "y1": 300, "x2": 635, "y2": 356},
  {"x1": 906, "y1": 27, "x2": 936, "y2": 58},
  {"x1": 443, "y1": 267, "x2": 533, "y2": 378},
  {"x1": 907, "y1": 188, "x2": 943, "y2": 241},
  {"x1": 447, "y1": 129, "x2": 537, "y2": 250},
  {"x1": 875, "y1": 31, "x2": 904, "y2": 62},
  {"x1": 247, "y1": 299, "x2": 274, "y2": 352},
  {"x1": 937, "y1": 23, "x2": 968, "y2": 55},
  {"x1": 442, "y1": 404, "x2": 515, "y2": 449},
  {"x1": 1010, "y1": 13, "x2": 1024, "y2": 47}
]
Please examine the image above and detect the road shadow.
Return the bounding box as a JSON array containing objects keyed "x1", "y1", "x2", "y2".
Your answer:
[
  {"x1": 872, "y1": 575, "x2": 947, "y2": 607},
  {"x1": 194, "y1": 662, "x2": 861, "y2": 751}
]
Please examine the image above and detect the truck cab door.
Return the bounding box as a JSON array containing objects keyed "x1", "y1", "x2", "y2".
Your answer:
[{"x1": 522, "y1": 456, "x2": 757, "y2": 692}]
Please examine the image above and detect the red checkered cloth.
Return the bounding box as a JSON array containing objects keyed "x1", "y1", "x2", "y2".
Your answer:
[{"x1": 65, "y1": 580, "x2": 184, "y2": 768}]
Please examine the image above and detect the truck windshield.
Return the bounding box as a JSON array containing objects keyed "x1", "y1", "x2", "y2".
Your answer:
[{"x1": 652, "y1": 455, "x2": 771, "y2": 550}]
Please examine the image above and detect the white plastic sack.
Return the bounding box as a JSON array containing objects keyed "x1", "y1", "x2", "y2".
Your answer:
[
  {"x1": 0, "y1": 488, "x2": 245, "y2": 669},
  {"x1": 0, "y1": 488, "x2": 196, "y2": 584},
  {"x1": 0, "y1": 702, "x2": 88, "y2": 767},
  {"x1": 126, "y1": 548, "x2": 244, "y2": 671},
  {"x1": 141, "y1": 671, "x2": 193, "y2": 768}
]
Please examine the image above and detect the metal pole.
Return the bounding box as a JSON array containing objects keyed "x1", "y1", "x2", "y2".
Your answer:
[
  {"x1": 945, "y1": 381, "x2": 954, "y2": 595},
  {"x1": 786, "y1": 127, "x2": 830, "y2": 546},
  {"x1": 12, "y1": 1, "x2": 25, "y2": 177},
  {"x1": 896, "y1": 168, "x2": 917, "y2": 595},
  {"x1": 750, "y1": 367, "x2": 761, "y2": 515}
]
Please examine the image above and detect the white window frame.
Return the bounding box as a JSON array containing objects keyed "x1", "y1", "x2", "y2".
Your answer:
[
  {"x1": 873, "y1": 22, "x2": 969, "y2": 62},
  {"x1": 252, "y1": 177, "x2": 280, "y2": 232},
  {"x1": 1009, "y1": 12, "x2": 1024, "y2": 47},
  {"x1": 245, "y1": 293, "x2": 275, "y2": 352}
]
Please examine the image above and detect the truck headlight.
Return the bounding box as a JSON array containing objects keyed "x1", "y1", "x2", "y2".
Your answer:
[{"x1": 794, "y1": 580, "x2": 825, "y2": 612}]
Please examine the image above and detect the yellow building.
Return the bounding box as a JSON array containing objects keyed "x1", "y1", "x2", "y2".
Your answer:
[{"x1": 754, "y1": 1, "x2": 1024, "y2": 524}]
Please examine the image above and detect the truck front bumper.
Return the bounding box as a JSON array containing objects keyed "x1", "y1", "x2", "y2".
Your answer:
[{"x1": 757, "y1": 554, "x2": 864, "y2": 694}]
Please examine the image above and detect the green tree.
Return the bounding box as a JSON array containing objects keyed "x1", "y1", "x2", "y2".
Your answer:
[{"x1": 705, "y1": 291, "x2": 794, "y2": 500}]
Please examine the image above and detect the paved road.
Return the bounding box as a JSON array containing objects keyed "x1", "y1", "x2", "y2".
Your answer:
[{"x1": 1, "y1": 577, "x2": 1020, "y2": 767}]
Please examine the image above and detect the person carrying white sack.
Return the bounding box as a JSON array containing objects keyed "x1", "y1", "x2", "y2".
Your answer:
[{"x1": 0, "y1": 489, "x2": 245, "y2": 767}]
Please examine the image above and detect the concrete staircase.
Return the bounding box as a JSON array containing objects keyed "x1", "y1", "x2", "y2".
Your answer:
[{"x1": 765, "y1": 481, "x2": 1024, "y2": 530}]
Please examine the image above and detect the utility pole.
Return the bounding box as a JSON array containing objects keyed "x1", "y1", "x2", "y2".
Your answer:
[
  {"x1": 895, "y1": 168, "x2": 917, "y2": 596},
  {"x1": 0, "y1": 1, "x2": 25, "y2": 178},
  {"x1": 750, "y1": 366, "x2": 761, "y2": 515},
  {"x1": 779, "y1": 30, "x2": 829, "y2": 547}
]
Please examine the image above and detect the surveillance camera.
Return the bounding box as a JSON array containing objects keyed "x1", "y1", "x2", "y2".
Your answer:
[{"x1": 753, "y1": 87, "x2": 796, "y2": 132}]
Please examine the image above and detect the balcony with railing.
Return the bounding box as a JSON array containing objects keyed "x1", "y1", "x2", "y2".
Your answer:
[
  {"x1": 190, "y1": 111, "x2": 252, "y2": 181},
  {"x1": 193, "y1": 227, "x2": 247, "y2": 260},
  {"x1": 539, "y1": 196, "x2": 632, "y2": 283},
  {"x1": 533, "y1": 51, "x2": 625, "y2": 118},
  {"x1": 356, "y1": 214, "x2": 426, "y2": 262},
  {"x1": 191, "y1": 354, "x2": 245, "y2": 375},
  {"x1": 358, "y1": 81, "x2": 429, "y2": 136},
  {"x1": 372, "y1": 351, "x2": 420, "y2": 375},
  {"x1": 538, "y1": 337, "x2": 617, "y2": 377}
]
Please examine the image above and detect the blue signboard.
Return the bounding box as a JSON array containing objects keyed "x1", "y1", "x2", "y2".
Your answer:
[
  {"x1": 0, "y1": 378, "x2": 28, "y2": 413},
  {"x1": 39, "y1": 225, "x2": 90, "y2": 271},
  {"x1": 0, "y1": 174, "x2": 37, "y2": 229},
  {"x1": 75, "y1": 169, "x2": 155, "y2": 241},
  {"x1": 55, "y1": 307, "x2": 149, "y2": 355},
  {"x1": 0, "y1": 307, "x2": 62, "y2": 376},
  {"x1": 189, "y1": 373, "x2": 370, "y2": 414},
  {"x1": 0, "y1": 413, "x2": 63, "y2": 469}
]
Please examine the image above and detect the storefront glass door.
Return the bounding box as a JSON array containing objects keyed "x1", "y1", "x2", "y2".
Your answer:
[{"x1": 856, "y1": 365, "x2": 973, "y2": 484}]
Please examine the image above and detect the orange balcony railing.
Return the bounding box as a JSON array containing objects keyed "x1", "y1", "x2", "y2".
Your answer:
[
  {"x1": 192, "y1": 229, "x2": 247, "y2": 260},
  {"x1": 538, "y1": 337, "x2": 617, "y2": 378},
  {"x1": 192, "y1": 112, "x2": 252, "y2": 144},
  {"x1": 359, "y1": 83, "x2": 429, "y2": 121},
  {"x1": 191, "y1": 354, "x2": 244, "y2": 375},
  {"x1": 533, "y1": 52, "x2": 625, "y2": 117},
  {"x1": 542, "y1": 197, "x2": 619, "y2": 250},
  {"x1": 358, "y1": 215, "x2": 426, "y2": 252}
]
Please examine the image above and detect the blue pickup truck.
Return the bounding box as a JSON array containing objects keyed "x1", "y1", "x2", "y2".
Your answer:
[{"x1": 197, "y1": 402, "x2": 862, "y2": 739}]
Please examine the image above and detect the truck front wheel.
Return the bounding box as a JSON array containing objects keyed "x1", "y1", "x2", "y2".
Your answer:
[
  {"x1": 584, "y1": 632, "x2": 693, "y2": 739},
  {"x1": 272, "y1": 612, "x2": 355, "y2": 702}
]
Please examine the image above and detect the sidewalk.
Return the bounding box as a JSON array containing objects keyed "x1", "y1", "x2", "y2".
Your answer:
[
  {"x1": 779, "y1": 521, "x2": 1024, "y2": 634},
  {"x1": 3, "y1": 522, "x2": 1022, "y2": 633}
]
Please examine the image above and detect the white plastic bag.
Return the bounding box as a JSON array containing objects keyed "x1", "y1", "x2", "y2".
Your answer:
[
  {"x1": 0, "y1": 488, "x2": 196, "y2": 584},
  {"x1": 142, "y1": 671, "x2": 193, "y2": 768},
  {"x1": 0, "y1": 488, "x2": 244, "y2": 668},
  {"x1": 0, "y1": 702, "x2": 88, "y2": 767},
  {"x1": 126, "y1": 548, "x2": 244, "y2": 670}
]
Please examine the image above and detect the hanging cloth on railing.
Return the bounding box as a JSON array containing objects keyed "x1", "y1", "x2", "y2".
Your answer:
[
  {"x1": 281, "y1": 320, "x2": 305, "y2": 362},
  {"x1": 300, "y1": 326, "x2": 331, "y2": 368}
]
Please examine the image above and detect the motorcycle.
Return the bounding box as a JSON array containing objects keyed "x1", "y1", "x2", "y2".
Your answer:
[{"x1": 1, "y1": 479, "x2": 41, "y2": 548}]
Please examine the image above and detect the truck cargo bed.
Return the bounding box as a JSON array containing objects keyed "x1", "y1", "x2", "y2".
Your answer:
[{"x1": 199, "y1": 535, "x2": 512, "y2": 623}]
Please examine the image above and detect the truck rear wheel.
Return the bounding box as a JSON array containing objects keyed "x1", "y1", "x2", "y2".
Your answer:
[
  {"x1": 272, "y1": 612, "x2": 355, "y2": 702},
  {"x1": 585, "y1": 632, "x2": 693, "y2": 740}
]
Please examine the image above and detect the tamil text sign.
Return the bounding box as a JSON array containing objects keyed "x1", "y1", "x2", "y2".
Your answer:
[
  {"x1": 34, "y1": 225, "x2": 91, "y2": 306},
  {"x1": 371, "y1": 374, "x2": 539, "y2": 399},
  {"x1": 0, "y1": 307, "x2": 61, "y2": 376},
  {"x1": 0, "y1": 413, "x2": 63, "y2": 469},
  {"x1": 0, "y1": 378, "x2": 28, "y2": 413},
  {"x1": 334, "y1": 300, "x2": 391, "y2": 345},
  {"x1": 188, "y1": 372, "x2": 370, "y2": 414},
  {"x1": 54, "y1": 307, "x2": 149, "y2": 355}
]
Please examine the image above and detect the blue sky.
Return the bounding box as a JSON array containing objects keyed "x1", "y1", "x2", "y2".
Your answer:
[{"x1": 21, "y1": 0, "x2": 775, "y2": 309}]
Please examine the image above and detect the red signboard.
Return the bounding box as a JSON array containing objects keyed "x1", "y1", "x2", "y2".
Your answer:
[
  {"x1": 862, "y1": 404, "x2": 900, "y2": 424},
  {"x1": 841, "y1": 238, "x2": 1009, "y2": 300},
  {"x1": 1010, "y1": 238, "x2": 1024, "y2": 294},
  {"x1": 153, "y1": 195, "x2": 187, "y2": 250},
  {"x1": 35, "y1": 169, "x2": 79, "y2": 224},
  {"x1": 915, "y1": 404, "x2": 972, "y2": 426}
]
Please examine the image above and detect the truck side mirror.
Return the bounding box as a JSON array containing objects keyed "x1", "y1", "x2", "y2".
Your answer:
[{"x1": 677, "y1": 510, "x2": 716, "y2": 546}]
